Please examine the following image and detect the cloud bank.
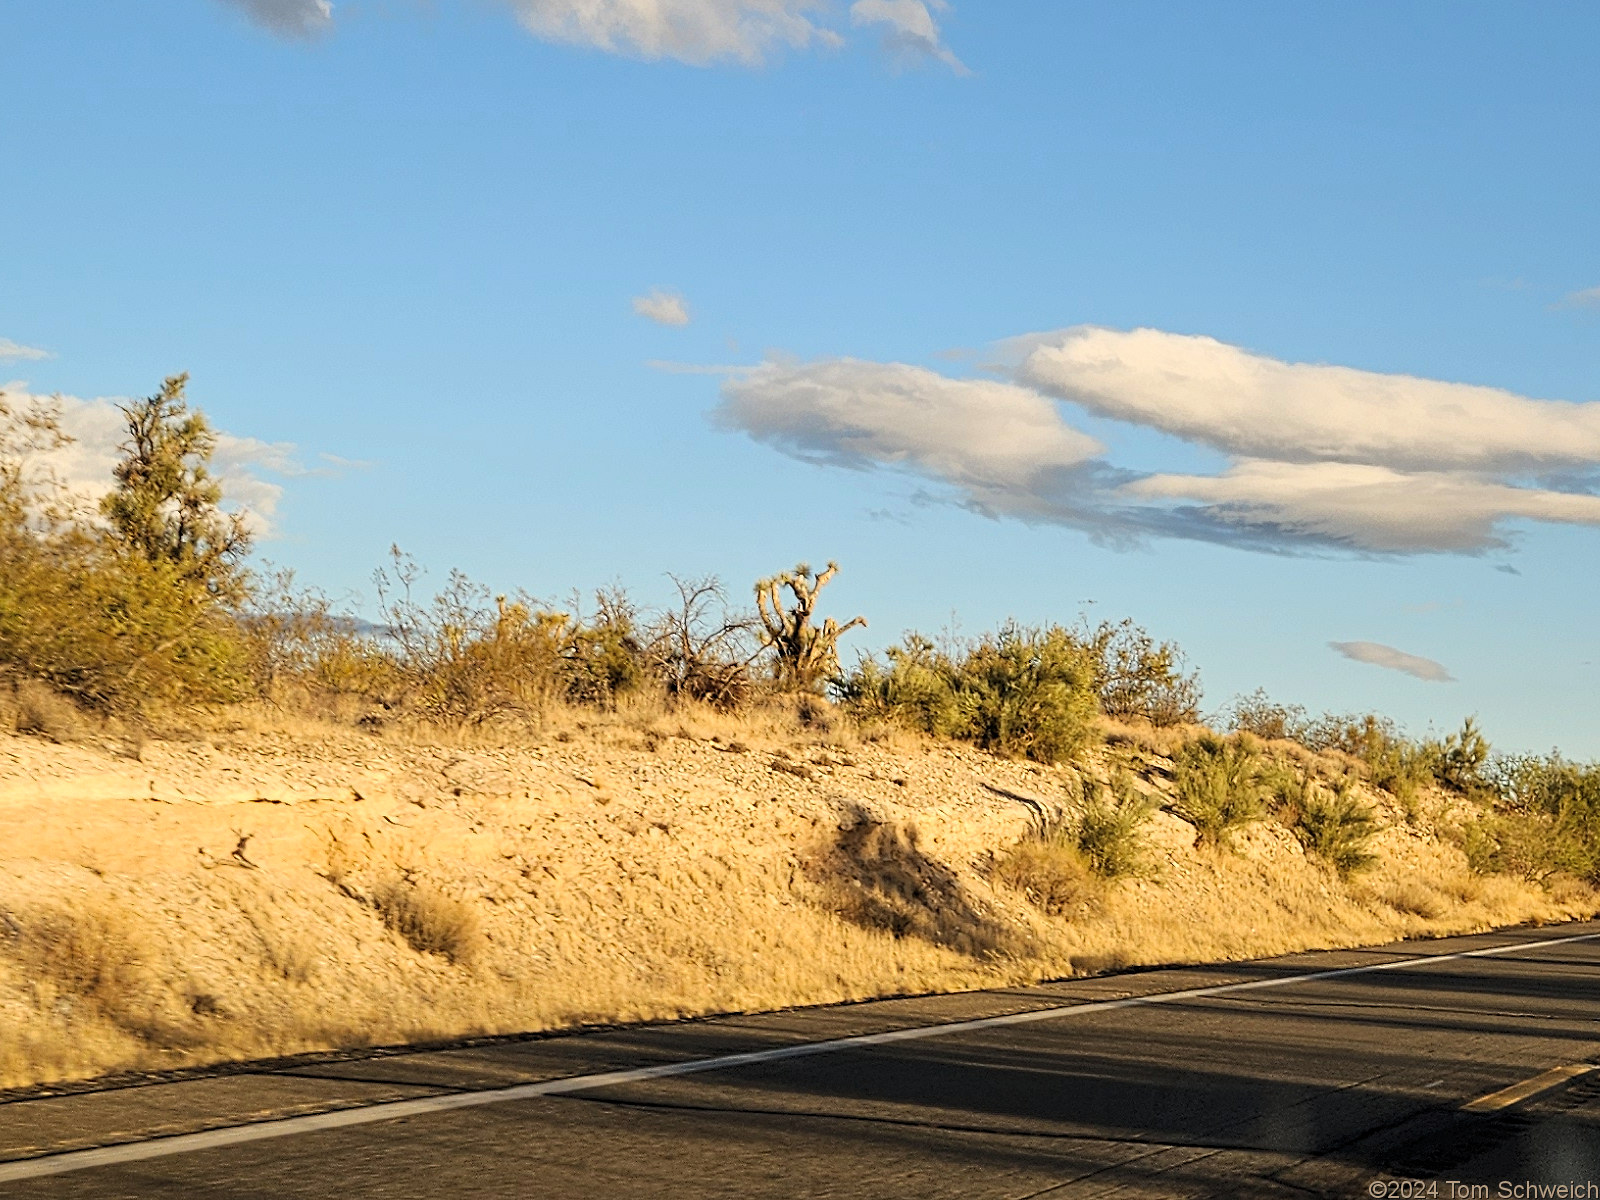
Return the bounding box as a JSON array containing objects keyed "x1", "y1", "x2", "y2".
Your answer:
[
  {"x1": 633, "y1": 289, "x2": 692, "y2": 327},
  {"x1": 1329, "y1": 641, "x2": 1455, "y2": 683},
  {"x1": 0, "y1": 384, "x2": 295, "y2": 535},
  {"x1": 1013, "y1": 326, "x2": 1600, "y2": 474},
  {"x1": 713, "y1": 326, "x2": 1600, "y2": 556}
]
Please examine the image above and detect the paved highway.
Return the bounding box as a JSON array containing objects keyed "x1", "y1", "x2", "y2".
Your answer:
[{"x1": 3, "y1": 923, "x2": 1598, "y2": 1198}]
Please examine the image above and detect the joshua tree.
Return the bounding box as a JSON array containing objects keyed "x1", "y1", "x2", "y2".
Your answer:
[{"x1": 754, "y1": 561, "x2": 866, "y2": 691}]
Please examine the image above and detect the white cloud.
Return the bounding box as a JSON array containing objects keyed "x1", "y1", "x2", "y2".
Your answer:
[
  {"x1": 0, "y1": 339, "x2": 51, "y2": 362},
  {"x1": 210, "y1": 0, "x2": 972, "y2": 70},
  {"x1": 850, "y1": 0, "x2": 966, "y2": 73},
  {"x1": 715, "y1": 358, "x2": 1103, "y2": 513},
  {"x1": 1126, "y1": 459, "x2": 1600, "y2": 553},
  {"x1": 214, "y1": 0, "x2": 334, "y2": 39},
  {"x1": 1329, "y1": 640, "x2": 1455, "y2": 683},
  {"x1": 0, "y1": 385, "x2": 295, "y2": 536},
  {"x1": 499, "y1": 0, "x2": 839, "y2": 66},
  {"x1": 1558, "y1": 286, "x2": 1600, "y2": 309},
  {"x1": 713, "y1": 329, "x2": 1600, "y2": 557},
  {"x1": 633, "y1": 289, "x2": 692, "y2": 327},
  {"x1": 1014, "y1": 325, "x2": 1600, "y2": 474}
]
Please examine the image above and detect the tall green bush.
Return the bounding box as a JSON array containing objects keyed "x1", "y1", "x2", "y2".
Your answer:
[
  {"x1": 841, "y1": 624, "x2": 1099, "y2": 764},
  {"x1": 1169, "y1": 734, "x2": 1265, "y2": 849}
]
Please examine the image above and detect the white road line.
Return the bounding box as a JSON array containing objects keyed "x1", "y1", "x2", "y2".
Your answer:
[{"x1": 3, "y1": 928, "x2": 1597, "y2": 1184}]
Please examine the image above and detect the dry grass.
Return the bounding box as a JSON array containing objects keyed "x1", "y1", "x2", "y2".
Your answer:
[
  {"x1": 992, "y1": 836, "x2": 1099, "y2": 916},
  {"x1": 0, "y1": 717, "x2": 1596, "y2": 1091},
  {"x1": 373, "y1": 878, "x2": 483, "y2": 965}
]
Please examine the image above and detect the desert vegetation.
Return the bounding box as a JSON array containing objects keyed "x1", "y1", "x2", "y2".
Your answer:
[{"x1": 1, "y1": 376, "x2": 1598, "y2": 1090}]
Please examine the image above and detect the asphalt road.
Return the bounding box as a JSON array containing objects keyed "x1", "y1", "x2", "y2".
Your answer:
[{"x1": 3, "y1": 923, "x2": 1599, "y2": 1199}]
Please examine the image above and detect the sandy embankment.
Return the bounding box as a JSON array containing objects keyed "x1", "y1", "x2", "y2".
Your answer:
[{"x1": 1, "y1": 714, "x2": 1592, "y2": 1090}]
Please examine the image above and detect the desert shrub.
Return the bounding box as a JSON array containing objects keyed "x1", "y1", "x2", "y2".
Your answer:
[
  {"x1": 1289, "y1": 777, "x2": 1379, "y2": 878},
  {"x1": 840, "y1": 624, "x2": 1098, "y2": 764},
  {"x1": 1075, "y1": 773, "x2": 1158, "y2": 878},
  {"x1": 951, "y1": 625, "x2": 1100, "y2": 763},
  {"x1": 1169, "y1": 734, "x2": 1265, "y2": 849},
  {"x1": 4, "y1": 904, "x2": 152, "y2": 1034},
  {"x1": 0, "y1": 522, "x2": 252, "y2": 713},
  {"x1": 561, "y1": 586, "x2": 647, "y2": 705},
  {"x1": 1088, "y1": 619, "x2": 1201, "y2": 727},
  {"x1": 992, "y1": 823, "x2": 1098, "y2": 915},
  {"x1": 1258, "y1": 757, "x2": 1310, "y2": 814},
  {"x1": 367, "y1": 551, "x2": 663, "y2": 723},
  {"x1": 1456, "y1": 754, "x2": 1600, "y2": 883},
  {"x1": 1220, "y1": 689, "x2": 1308, "y2": 742},
  {"x1": 242, "y1": 569, "x2": 399, "y2": 704},
  {"x1": 995, "y1": 774, "x2": 1153, "y2": 916},
  {"x1": 644, "y1": 574, "x2": 761, "y2": 709},
  {"x1": 375, "y1": 552, "x2": 564, "y2": 723},
  {"x1": 373, "y1": 878, "x2": 482, "y2": 964},
  {"x1": 1433, "y1": 717, "x2": 1491, "y2": 795},
  {"x1": 0, "y1": 379, "x2": 254, "y2": 716},
  {"x1": 836, "y1": 635, "x2": 964, "y2": 737}
]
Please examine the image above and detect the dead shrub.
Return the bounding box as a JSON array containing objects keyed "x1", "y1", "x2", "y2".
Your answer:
[
  {"x1": 993, "y1": 835, "x2": 1099, "y2": 916},
  {"x1": 5, "y1": 679, "x2": 90, "y2": 741},
  {"x1": 6, "y1": 904, "x2": 147, "y2": 1028},
  {"x1": 373, "y1": 878, "x2": 482, "y2": 965}
]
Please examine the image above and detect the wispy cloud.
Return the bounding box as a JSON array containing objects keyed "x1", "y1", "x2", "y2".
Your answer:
[
  {"x1": 213, "y1": 0, "x2": 969, "y2": 70},
  {"x1": 1329, "y1": 640, "x2": 1455, "y2": 683},
  {"x1": 499, "y1": 0, "x2": 840, "y2": 66},
  {"x1": 1555, "y1": 285, "x2": 1600, "y2": 310},
  {"x1": 0, "y1": 338, "x2": 52, "y2": 362},
  {"x1": 645, "y1": 359, "x2": 744, "y2": 375},
  {"x1": 713, "y1": 327, "x2": 1600, "y2": 556},
  {"x1": 214, "y1": 0, "x2": 333, "y2": 39},
  {"x1": 633, "y1": 289, "x2": 692, "y2": 327},
  {"x1": 850, "y1": 0, "x2": 966, "y2": 73}
]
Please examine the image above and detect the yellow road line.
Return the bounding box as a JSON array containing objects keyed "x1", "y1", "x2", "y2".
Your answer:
[{"x1": 1462, "y1": 1063, "x2": 1595, "y2": 1113}]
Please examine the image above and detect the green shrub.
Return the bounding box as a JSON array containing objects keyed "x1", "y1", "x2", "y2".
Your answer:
[
  {"x1": 840, "y1": 624, "x2": 1098, "y2": 764},
  {"x1": 836, "y1": 635, "x2": 965, "y2": 737},
  {"x1": 1075, "y1": 773, "x2": 1157, "y2": 878},
  {"x1": 1169, "y1": 734, "x2": 1265, "y2": 849},
  {"x1": 1459, "y1": 754, "x2": 1600, "y2": 883},
  {"x1": 0, "y1": 381, "x2": 253, "y2": 715},
  {"x1": 1289, "y1": 777, "x2": 1379, "y2": 878},
  {"x1": 955, "y1": 625, "x2": 1099, "y2": 764},
  {"x1": 1434, "y1": 717, "x2": 1491, "y2": 795}
]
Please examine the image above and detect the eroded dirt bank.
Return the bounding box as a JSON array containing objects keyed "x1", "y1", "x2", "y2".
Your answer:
[{"x1": 1, "y1": 715, "x2": 1592, "y2": 1089}]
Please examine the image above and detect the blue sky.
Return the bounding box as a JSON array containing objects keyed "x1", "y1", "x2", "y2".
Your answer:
[{"x1": 3, "y1": 1, "x2": 1598, "y2": 755}]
